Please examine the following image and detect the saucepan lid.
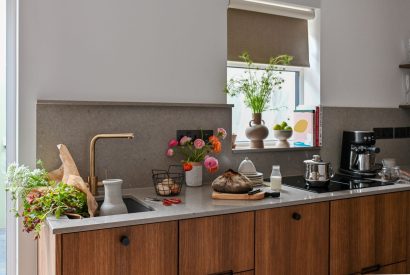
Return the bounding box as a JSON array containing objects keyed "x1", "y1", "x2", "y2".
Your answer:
[{"x1": 303, "y1": 155, "x2": 330, "y2": 165}]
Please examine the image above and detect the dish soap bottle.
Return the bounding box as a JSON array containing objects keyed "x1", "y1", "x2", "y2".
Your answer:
[{"x1": 270, "y1": 165, "x2": 282, "y2": 191}]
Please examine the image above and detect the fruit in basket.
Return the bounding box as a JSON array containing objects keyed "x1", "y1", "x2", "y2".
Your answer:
[
  {"x1": 156, "y1": 183, "x2": 171, "y2": 196},
  {"x1": 170, "y1": 184, "x2": 180, "y2": 194},
  {"x1": 273, "y1": 121, "x2": 292, "y2": 131},
  {"x1": 161, "y1": 178, "x2": 175, "y2": 186}
]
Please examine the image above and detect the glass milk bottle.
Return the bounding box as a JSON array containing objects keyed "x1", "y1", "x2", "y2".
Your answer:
[{"x1": 270, "y1": 165, "x2": 282, "y2": 191}]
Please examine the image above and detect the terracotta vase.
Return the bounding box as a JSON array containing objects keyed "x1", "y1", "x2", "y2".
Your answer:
[
  {"x1": 245, "y1": 113, "x2": 269, "y2": 149},
  {"x1": 185, "y1": 162, "x2": 203, "y2": 187}
]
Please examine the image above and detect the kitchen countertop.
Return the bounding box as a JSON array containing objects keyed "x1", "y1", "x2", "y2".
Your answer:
[{"x1": 47, "y1": 180, "x2": 410, "y2": 234}]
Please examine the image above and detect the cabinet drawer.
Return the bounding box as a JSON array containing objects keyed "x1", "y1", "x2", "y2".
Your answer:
[
  {"x1": 349, "y1": 261, "x2": 407, "y2": 274},
  {"x1": 179, "y1": 212, "x2": 254, "y2": 275},
  {"x1": 374, "y1": 261, "x2": 407, "y2": 274},
  {"x1": 330, "y1": 192, "x2": 407, "y2": 275},
  {"x1": 61, "y1": 221, "x2": 178, "y2": 275},
  {"x1": 255, "y1": 202, "x2": 329, "y2": 275},
  {"x1": 235, "y1": 271, "x2": 254, "y2": 275}
]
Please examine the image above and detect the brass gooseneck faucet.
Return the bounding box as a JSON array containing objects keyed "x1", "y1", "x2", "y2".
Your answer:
[{"x1": 88, "y1": 133, "x2": 134, "y2": 195}]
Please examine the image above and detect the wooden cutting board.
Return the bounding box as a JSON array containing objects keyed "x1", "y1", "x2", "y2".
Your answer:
[{"x1": 212, "y1": 191, "x2": 265, "y2": 200}]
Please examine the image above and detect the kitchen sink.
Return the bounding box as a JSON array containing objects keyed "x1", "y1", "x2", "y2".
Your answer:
[{"x1": 96, "y1": 196, "x2": 154, "y2": 214}]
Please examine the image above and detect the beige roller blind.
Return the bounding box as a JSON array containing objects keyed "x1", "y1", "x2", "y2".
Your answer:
[{"x1": 228, "y1": 8, "x2": 310, "y2": 67}]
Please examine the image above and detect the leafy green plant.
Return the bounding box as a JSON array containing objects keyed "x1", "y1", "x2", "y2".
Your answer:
[
  {"x1": 6, "y1": 162, "x2": 88, "y2": 237},
  {"x1": 225, "y1": 52, "x2": 293, "y2": 114}
]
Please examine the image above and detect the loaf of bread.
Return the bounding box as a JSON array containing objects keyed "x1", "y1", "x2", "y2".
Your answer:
[{"x1": 211, "y1": 169, "x2": 253, "y2": 194}]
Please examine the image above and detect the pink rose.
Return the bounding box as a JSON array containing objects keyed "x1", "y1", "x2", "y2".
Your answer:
[
  {"x1": 217, "y1": 128, "x2": 227, "y2": 140},
  {"x1": 204, "y1": 156, "x2": 219, "y2": 173},
  {"x1": 166, "y1": 148, "x2": 175, "y2": 157},
  {"x1": 194, "y1": 139, "x2": 206, "y2": 149},
  {"x1": 179, "y1": 136, "x2": 192, "y2": 145},
  {"x1": 168, "y1": 139, "x2": 178, "y2": 148}
]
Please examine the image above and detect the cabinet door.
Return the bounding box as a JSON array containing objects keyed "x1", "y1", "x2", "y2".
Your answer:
[
  {"x1": 255, "y1": 202, "x2": 329, "y2": 275},
  {"x1": 235, "y1": 271, "x2": 254, "y2": 275},
  {"x1": 330, "y1": 192, "x2": 407, "y2": 275},
  {"x1": 374, "y1": 261, "x2": 407, "y2": 274},
  {"x1": 179, "y1": 212, "x2": 254, "y2": 275},
  {"x1": 61, "y1": 221, "x2": 178, "y2": 275}
]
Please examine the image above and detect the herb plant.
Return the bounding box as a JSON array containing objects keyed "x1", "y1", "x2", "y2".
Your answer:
[
  {"x1": 6, "y1": 162, "x2": 88, "y2": 237},
  {"x1": 225, "y1": 52, "x2": 293, "y2": 114}
]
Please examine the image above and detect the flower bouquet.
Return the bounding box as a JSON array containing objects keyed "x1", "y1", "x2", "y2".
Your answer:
[
  {"x1": 166, "y1": 128, "x2": 227, "y2": 186},
  {"x1": 6, "y1": 162, "x2": 89, "y2": 237}
]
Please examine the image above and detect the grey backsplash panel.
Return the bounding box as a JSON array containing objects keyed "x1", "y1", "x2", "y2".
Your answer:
[
  {"x1": 37, "y1": 102, "x2": 410, "y2": 189},
  {"x1": 320, "y1": 107, "x2": 410, "y2": 170},
  {"x1": 37, "y1": 101, "x2": 318, "y2": 188}
]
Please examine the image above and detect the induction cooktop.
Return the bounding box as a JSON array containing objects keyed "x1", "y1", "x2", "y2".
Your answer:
[{"x1": 282, "y1": 174, "x2": 394, "y2": 194}]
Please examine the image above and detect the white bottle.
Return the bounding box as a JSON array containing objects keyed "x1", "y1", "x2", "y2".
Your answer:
[{"x1": 270, "y1": 165, "x2": 282, "y2": 191}]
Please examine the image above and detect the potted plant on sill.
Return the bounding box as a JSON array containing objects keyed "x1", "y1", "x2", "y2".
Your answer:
[{"x1": 225, "y1": 52, "x2": 293, "y2": 149}]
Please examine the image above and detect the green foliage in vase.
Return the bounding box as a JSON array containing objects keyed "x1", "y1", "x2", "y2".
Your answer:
[
  {"x1": 225, "y1": 52, "x2": 293, "y2": 114},
  {"x1": 6, "y1": 161, "x2": 88, "y2": 237}
]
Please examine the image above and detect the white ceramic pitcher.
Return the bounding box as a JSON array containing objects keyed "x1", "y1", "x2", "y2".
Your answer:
[{"x1": 99, "y1": 179, "x2": 128, "y2": 216}]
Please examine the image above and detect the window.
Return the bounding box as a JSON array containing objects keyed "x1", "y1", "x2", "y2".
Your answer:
[
  {"x1": 227, "y1": 63, "x2": 301, "y2": 144},
  {"x1": 2, "y1": 0, "x2": 17, "y2": 273},
  {"x1": 227, "y1": 1, "x2": 320, "y2": 149},
  {"x1": 0, "y1": 0, "x2": 7, "y2": 272}
]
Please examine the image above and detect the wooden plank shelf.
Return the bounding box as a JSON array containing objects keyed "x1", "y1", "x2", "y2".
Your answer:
[
  {"x1": 399, "y1": 64, "x2": 410, "y2": 69},
  {"x1": 399, "y1": 105, "x2": 410, "y2": 109}
]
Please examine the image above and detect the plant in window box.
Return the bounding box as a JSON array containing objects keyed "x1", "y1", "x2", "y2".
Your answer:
[{"x1": 225, "y1": 52, "x2": 293, "y2": 148}]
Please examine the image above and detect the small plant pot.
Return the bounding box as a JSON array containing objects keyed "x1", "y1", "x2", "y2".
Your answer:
[{"x1": 273, "y1": 130, "x2": 293, "y2": 148}]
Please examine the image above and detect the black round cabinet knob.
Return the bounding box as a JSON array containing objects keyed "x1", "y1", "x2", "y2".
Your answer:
[
  {"x1": 292, "y1": 212, "x2": 302, "y2": 220},
  {"x1": 120, "y1": 236, "x2": 130, "y2": 246}
]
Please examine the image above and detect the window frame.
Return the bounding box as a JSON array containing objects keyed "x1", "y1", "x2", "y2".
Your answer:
[
  {"x1": 5, "y1": 0, "x2": 17, "y2": 274},
  {"x1": 227, "y1": 60, "x2": 305, "y2": 148}
]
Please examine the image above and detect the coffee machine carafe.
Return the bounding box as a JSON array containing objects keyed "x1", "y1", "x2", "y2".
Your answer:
[{"x1": 340, "y1": 131, "x2": 381, "y2": 177}]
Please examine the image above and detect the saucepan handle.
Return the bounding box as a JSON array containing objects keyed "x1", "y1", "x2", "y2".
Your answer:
[{"x1": 329, "y1": 164, "x2": 335, "y2": 178}]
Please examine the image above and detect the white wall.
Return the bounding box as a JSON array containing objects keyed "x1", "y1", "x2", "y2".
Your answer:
[
  {"x1": 321, "y1": 0, "x2": 410, "y2": 108},
  {"x1": 18, "y1": 1, "x2": 228, "y2": 274}
]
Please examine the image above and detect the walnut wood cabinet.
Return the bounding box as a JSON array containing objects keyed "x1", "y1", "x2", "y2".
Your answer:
[
  {"x1": 330, "y1": 192, "x2": 407, "y2": 275},
  {"x1": 255, "y1": 202, "x2": 330, "y2": 275},
  {"x1": 39, "y1": 221, "x2": 178, "y2": 275},
  {"x1": 38, "y1": 191, "x2": 410, "y2": 275},
  {"x1": 179, "y1": 211, "x2": 254, "y2": 275},
  {"x1": 374, "y1": 261, "x2": 407, "y2": 274}
]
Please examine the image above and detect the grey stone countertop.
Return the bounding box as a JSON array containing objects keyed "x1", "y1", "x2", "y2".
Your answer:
[{"x1": 47, "y1": 179, "x2": 410, "y2": 235}]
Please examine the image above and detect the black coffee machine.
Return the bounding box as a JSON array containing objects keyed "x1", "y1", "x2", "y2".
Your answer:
[{"x1": 340, "y1": 130, "x2": 381, "y2": 178}]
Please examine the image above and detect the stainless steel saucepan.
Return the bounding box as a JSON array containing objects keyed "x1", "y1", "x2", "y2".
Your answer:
[{"x1": 304, "y1": 155, "x2": 334, "y2": 186}]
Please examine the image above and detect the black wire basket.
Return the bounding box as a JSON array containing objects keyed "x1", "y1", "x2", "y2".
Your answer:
[{"x1": 152, "y1": 165, "x2": 184, "y2": 196}]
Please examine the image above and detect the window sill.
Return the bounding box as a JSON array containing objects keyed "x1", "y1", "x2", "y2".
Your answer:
[{"x1": 232, "y1": 145, "x2": 321, "y2": 154}]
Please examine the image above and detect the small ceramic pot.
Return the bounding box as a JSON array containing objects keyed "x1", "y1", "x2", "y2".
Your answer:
[
  {"x1": 185, "y1": 162, "x2": 203, "y2": 187},
  {"x1": 273, "y1": 130, "x2": 293, "y2": 148},
  {"x1": 99, "y1": 179, "x2": 128, "y2": 216},
  {"x1": 245, "y1": 113, "x2": 269, "y2": 149}
]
